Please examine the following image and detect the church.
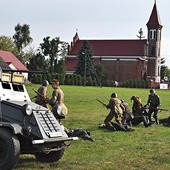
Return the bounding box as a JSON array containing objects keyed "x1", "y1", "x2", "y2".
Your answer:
[{"x1": 65, "y1": 2, "x2": 162, "y2": 85}]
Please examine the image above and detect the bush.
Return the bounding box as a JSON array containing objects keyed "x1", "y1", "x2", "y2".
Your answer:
[
  {"x1": 31, "y1": 74, "x2": 42, "y2": 84},
  {"x1": 77, "y1": 75, "x2": 82, "y2": 86},
  {"x1": 29, "y1": 72, "x2": 149, "y2": 88}
]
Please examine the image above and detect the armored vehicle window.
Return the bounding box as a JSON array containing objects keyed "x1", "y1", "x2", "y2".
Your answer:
[
  {"x1": 2, "y1": 82, "x2": 11, "y2": 89},
  {"x1": 12, "y1": 84, "x2": 24, "y2": 92}
]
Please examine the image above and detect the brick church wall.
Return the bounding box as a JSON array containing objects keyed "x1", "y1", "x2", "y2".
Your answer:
[{"x1": 102, "y1": 60, "x2": 144, "y2": 82}]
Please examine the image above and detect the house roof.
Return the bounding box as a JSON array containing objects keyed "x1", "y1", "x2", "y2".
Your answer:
[
  {"x1": 146, "y1": 2, "x2": 162, "y2": 29},
  {"x1": 0, "y1": 58, "x2": 12, "y2": 70},
  {"x1": 0, "y1": 50, "x2": 28, "y2": 71},
  {"x1": 68, "y1": 39, "x2": 147, "y2": 57}
]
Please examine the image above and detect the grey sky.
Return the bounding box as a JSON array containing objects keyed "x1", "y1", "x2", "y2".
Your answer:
[{"x1": 0, "y1": 0, "x2": 170, "y2": 66}]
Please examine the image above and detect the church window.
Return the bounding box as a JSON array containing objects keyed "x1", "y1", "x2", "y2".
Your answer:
[{"x1": 150, "y1": 29, "x2": 156, "y2": 39}]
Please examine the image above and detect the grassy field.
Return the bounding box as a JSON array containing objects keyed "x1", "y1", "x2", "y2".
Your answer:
[{"x1": 14, "y1": 85, "x2": 170, "y2": 170}]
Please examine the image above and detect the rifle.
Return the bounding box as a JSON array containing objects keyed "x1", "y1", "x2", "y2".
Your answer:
[
  {"x1": 143, "y1": 106, "x2": 168, "y2": 112},
  {"x1": 31, "y1": 95, "x2": 37, "y2": 100},
  {"x1": 105, "y1": 97, "x2": 109, "y2": 101},
  {"x1": 154, "y1": 108, "x2": 168, "y2": 112},
  {"x1": 96, "y1": 99, "x2": 107, "y2": 107},
  {"x1": 32, "y1": 89, "x2": 45, "y2": 99}
]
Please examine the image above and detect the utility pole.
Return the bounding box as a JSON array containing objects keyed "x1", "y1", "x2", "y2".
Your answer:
[
  {"x1": 82, "y1": 52, "x2": 87, "y2": 86},
  {"x1": 84, "y1": 54, "x2": 87, "y2": 86}
]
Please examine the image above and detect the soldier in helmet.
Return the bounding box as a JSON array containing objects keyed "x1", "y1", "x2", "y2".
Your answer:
[
  {"x1": 146, "y1": 89, "x2": 160, "y2": 124},
  {"x1": 104, "y1": 93, "x2": 124, "y2": 130},
  {"x1": 35, "y1": 80, "x2": 49, "y2": 108}
]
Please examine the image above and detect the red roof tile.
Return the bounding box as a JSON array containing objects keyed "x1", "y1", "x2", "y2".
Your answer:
[
  {"x1": 0, "y1": 50, "x2": 28, "y2": 71},
  {"x1": 68, "y1": 39, "x2": 147, "y2": 56}
]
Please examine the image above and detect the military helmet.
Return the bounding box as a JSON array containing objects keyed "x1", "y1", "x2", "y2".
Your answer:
[
  {"x1": 42, "y1": 80, "x2": 49, "y2": 86},
  {"x1": 131, "y1": 96, "x2": 136, "y2": 100},
  {"x1": 110, "y1": 93, "x2": 117, "y2": 98},
  {"x1": 150, "y1": 89, "x2": 155, "y2": 94}
]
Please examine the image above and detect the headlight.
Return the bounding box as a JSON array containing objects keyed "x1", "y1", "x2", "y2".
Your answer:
[{"x1": 21, "y1": 104, "x2": 32, "y2": 116}]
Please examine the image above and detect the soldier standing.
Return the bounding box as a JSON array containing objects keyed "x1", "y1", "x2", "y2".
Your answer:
[{"x1": 146, "y1": 89, "x2": 160, "y2": 124}]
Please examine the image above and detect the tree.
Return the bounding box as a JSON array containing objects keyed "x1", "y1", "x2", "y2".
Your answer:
[
  {"x1": 0, "y1": 35, "x2": 19, "y2": 56},
  {"x1": 13, "y1": 23, "x2": 33, "y2": 55},
  {"x1": 27, "y1": 52, "x2": 49, "y2": 71},
  {"x1": 40, "y1": 36, "x2": 59, "y2": 73},
  {"x1": 95, "y1": 63, "x2": 107, "y2": 81},
  {"x1": 165, "y1": 67, "x2": 170, "y2": 81},
  {"x1": 59, "y1": 41, "x2": 69, "y2": 59},
  {"x1": 137, "y1": 28, "x2": 145, "y2": 39},
  {"x1": 22, "y1": 46, "x2": 37, "y2": 65},
  {"x1": 75, "y1": 40, "x2": 94, "y2": 77},
  {"x1": 160, "y1": 57, "x2": 167, "y2": 80},
  {"x1": 55, "y1": 59, "x2": 65, "y2": 74},
  {"x1": 40, "y1": 36, "x2": 68, "y2": 74},
  {"x1": 75, "y1": 40, "x2": 104, "y2": 86}
]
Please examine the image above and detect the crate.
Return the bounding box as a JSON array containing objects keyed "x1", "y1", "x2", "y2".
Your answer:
[
  {"x1": 12, "y1": 74, "x2": 25, "y2": 83},
  {"x1": 1, "y1": 73, "x2": 11, "y2": 82}
]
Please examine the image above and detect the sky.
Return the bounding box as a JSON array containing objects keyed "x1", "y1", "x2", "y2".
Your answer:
[{"x1": 1, "y1": 0, "x2": 170, "y2": 66}]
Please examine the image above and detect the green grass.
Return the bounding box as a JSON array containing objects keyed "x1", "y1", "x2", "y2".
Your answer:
[{"x1": 14, "y1": 85, "x2": 170, "y2": 170}]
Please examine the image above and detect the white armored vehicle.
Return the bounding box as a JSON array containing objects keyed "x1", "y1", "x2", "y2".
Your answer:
[{"x1": 0, "y1": 71, "x2": 77, "y2": 170}]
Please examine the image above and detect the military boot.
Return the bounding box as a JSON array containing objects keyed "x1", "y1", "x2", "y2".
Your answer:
[{"x1": 155, "y1": 118, "x2": 159, "y2": 124}]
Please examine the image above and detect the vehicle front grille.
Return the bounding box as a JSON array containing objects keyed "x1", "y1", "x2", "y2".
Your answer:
[{"x1": 35, "y1": 110, "x2": 63, "y2": 138}]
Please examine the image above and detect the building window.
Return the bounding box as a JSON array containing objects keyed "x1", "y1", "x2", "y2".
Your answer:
[{"x1": 150, "y1": 29, "x2": 156, "y2": 40}]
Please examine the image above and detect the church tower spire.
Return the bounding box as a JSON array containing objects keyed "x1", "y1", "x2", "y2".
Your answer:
[
  {"x1": 146, "y1": 1, "x2": 162, "y2": 29},
  {"x1": 146, "y1": 1, "x2": 163, "y2": 83}
]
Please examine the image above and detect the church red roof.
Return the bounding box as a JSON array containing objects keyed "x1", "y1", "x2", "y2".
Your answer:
[
  {"x1": 0, "y1": 50, "x2": 28, "y2": 71},
  {"x1": 68, "y1": 39, "x2": 147, "y2": 57},
  {"x1": 66, "y1": 38, "x2": 147, "y2": 72}
]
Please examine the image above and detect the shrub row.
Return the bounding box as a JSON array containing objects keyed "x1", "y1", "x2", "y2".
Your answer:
[
  {"x1": 121, "y1": 79, "x2": 148, "y2": 88},
  {"x1": 29, "y1": 73, "x2": 148, "y2": 88}
]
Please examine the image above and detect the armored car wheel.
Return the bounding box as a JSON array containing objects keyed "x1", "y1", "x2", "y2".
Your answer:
[
  {"x1": 35, "y1": 148, "x2": 65, "y2": 163},
  {"x1": 0, "y1": 128, "x2": 20, "y2": 170}
]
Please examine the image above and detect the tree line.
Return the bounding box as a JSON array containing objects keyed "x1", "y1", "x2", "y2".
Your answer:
[
  {"x1": 0, "y1": 23, "x2": 68, "y2": 75},
  {"x1": 0, "y1": 23, "x2": 107, "y2": 86},
  {"x1": 0, "y1": 23, "x2": 169, "y2": 86}
]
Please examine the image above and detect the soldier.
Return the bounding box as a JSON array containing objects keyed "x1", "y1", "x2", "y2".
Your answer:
[
  {"x1": 104, "y1": 93, "x2": 124, "y2": 131},
  {"x1": 121, "y1": 100, "x2": 151, "y2": 128},
  {"x1": 46, "y1": 79, "x2": 68, "y2": 119},
  {"x1": 159, "y1": 116, "x2": 170, "y2": 126},
  {"x1": 35, "y1": 80, "x2": 49, "y2": 108},
  {"x1": 146, "y1": 89, "x2": 160, "y2": 124},
  {"x1": 130, "y1": 96, "x2": 143, "y2": 116}
]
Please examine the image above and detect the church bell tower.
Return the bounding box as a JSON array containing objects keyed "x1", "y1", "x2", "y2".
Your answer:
[{"x1": 146, "y1": 1, "x2": 163, "y2": 83}]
